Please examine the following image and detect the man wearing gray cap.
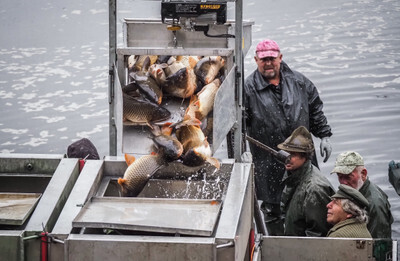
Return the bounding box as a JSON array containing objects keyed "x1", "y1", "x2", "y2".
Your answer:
[
  {"x1": 279, "y1": 126, "x2": 334, "y2": 237},
  {"x1": 326, "y1": 184, "x2": 371, "y2": 238},
  {"x1": 331, "y1": 151, "x2": 393, "y2": 238}
]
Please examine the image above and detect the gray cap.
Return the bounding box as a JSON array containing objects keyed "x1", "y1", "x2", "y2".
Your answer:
[
  {"x1": 331, "y1": 184, "x2": 369, "y2": 209},
  {"x1": 331, "y1": 151, "x2": 364, "y2": 175},
  {"x1": 277, "y1": 126, "x2": 314, "y2": 153}
]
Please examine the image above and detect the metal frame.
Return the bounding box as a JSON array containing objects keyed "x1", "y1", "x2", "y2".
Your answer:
[{"x1": 108, "y1": 0, "x2": 248, "y2": 162}]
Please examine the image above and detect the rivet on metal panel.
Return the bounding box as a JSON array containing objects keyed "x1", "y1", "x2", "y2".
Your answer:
[
  {"x1": 26, "y1": 163, "x2": 34, "y2": 171},
  {"x1": 356, "y1": 240, "x2": 366, "y2": 249}
]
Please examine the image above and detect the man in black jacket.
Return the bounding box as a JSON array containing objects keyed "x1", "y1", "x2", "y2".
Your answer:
[{"x1": 244, "y1": 39, "x2": 332, "y2": 235}]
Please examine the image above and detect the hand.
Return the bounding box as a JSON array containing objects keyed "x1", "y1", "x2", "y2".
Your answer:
[
  {"x1": 241, "y1": 151, "x2": 253, "y2": 163},
  {"x1": 389, "y1": 160, "x2": 400, "y2": 171},
  {"x1": 320, "y1": 137, "x2": 332, "y2": 163},
  {"x1": 388, "y1": 160, "x2": 400, "y2": 195}
]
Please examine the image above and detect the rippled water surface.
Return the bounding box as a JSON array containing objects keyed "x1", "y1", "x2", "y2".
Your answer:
[{"x1": 0, "y1": 0, "x2": 399, "y2": 239}]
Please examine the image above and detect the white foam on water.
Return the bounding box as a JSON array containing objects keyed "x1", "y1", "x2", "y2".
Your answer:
[
  {"x1": 33, "y1": 116, "x2": 66, "y2": 123},
  {"x1": 0, "y1": 128, "x2": 28, "y2": 135},
  {"x1": 76, "y1": 123, "x2": 108, "y2": 138},
  {"x1": 21, "y1": 99, "x2": 53, "y2": 112},
  {"x1": 82, "y1": 109, "x2": 108, "y2": 119}
]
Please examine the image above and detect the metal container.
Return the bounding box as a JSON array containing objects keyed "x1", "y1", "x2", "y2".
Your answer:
[
  {"x1": 0, "y1": 153, "x2": 80, "y2": 261},
  {"x1": 252, "y1": 236, "x2": 396, "y2": 261},
  {"x1": 49, "y1": 157, "x2": 253, "y2": 261},
  {"x1": 112, "y1": 18, "x2": 253, "y2": 157}
]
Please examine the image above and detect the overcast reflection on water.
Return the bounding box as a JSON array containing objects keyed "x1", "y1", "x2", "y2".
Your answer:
[{"x1": 0, "y1": 0, "x2": 399, "y2": 239}]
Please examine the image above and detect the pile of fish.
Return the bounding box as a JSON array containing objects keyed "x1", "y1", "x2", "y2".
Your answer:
[{"x1": 118, "y1": 54, "x2": 225, "y2": 197}]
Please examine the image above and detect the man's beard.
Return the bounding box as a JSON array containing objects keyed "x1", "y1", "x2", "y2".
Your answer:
[
  {"x1": 355, "y1": 176, "x2": 364, "y2": 190},
  {"x1": 261, "y1": 68, "x2": 276, "y2": 79}
]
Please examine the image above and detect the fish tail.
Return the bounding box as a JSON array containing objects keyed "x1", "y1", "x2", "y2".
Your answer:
[
  {"x1": 118, "y1": 178, "x2": 127, "y2": 186},
  {"x1": 124, "y1": 154, "x2": 136, "y2": 166},
  {"x1": 206, "y1": 157, "x2": 221, "y2": 170}
]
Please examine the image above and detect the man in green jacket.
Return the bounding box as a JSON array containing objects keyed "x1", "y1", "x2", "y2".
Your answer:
[
  {"x1": 327, "y1": 184, "x2": 371, "y2": 238},
  {"x1": 331, "y1": 151, "x2": 393, "y2": 238},
  {"x1": 279, "y1": 126, "x2": 335, "y2": 236}
]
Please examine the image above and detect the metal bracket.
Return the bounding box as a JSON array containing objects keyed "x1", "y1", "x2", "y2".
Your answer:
[
  {"x1": 356, "y1": 240, "x2": 366, "y2": 249},
  {"x1": 216, "y1": 241, "x2": 235, "y2": 249}
]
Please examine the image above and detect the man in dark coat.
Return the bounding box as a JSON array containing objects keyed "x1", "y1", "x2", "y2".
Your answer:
[
  {"x1": 331, "y1": 151, "x2": 393, "y2": 238},
  {"x1": 327, "y1": 184, "x2": 371, "y2": 238},
  {"x1": 278, "y1": 126, "x2": 334, "y2": 236},
  {"x1": 244, "y1": 39, "x2": 332, "y2": 235}
]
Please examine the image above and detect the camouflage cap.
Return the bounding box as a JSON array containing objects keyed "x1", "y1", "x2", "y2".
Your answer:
[
  {"x1": 330, "y1": 151, "x2": 364, "y2": 175},
  {"x1": 277, "y1": 126, "x2": 314, "y2": 153},
  {"x1": 331, "y1": 184, "x2": 369, "y2": 209}
]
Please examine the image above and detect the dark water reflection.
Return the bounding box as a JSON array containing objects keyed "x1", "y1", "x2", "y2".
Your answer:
[{"x1": 0, "y1": 0, "x2": 399, "y2": 239}]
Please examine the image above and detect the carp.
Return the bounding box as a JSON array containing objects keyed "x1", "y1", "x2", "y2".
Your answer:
[
  {"x1": 128, "y1": 56, "x2": 163, "y2": 104},
  {"x1": 151, "y1": 123, "x2": 183, "y2": 161},
  {"x1": 163, "y1": 67, "x2": 197, "y2": 98},
  {"x1": 194, "y1": 78, "x2": 221, "y2": 121},
  {"x1": 123, "y1": 93, "x2": 171, "y2": 127},
  {"x1": 128, "y1": 55, "x2": 158, "y2": 72},
  {"x1": 175, "y1": 117, "x2": 220, "y2": 169},
  {"x1": 118, "y1": 153, "x2": 166, "y2": 197},
  {"x1": 148, "y1": 63, "x2": 168, "y2": 87},
  {"x1": 176, "y1": 55, "x2": 201, "y2": 69},
  {"x1": 194, "y1": 56, "x2": 225, "y2": 84},
  {"x1": 129, "y1": 72, "x2": 163, "y2": 105},
  {"x1": 164, "y1": 56, "x2": 186, "y2": 77}
]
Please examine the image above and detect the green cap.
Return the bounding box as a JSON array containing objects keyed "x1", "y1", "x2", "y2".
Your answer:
[
  {"x1": 277, "y1": 126, "x2": 314, "y2": 153},
  {"x1": 331, "y1": 184, "x2": 369, "y2": 209},
  {"x1": 331, "y1": 151, "x2": 364, "y2": 175}
]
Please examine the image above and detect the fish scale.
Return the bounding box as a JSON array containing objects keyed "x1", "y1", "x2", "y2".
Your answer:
[
  {"x1": 123, "y1": 93, "x2": 170, "y2": 124},
  {"x1": 120, "y1": 154, "x2": 166, "y2": 197}
]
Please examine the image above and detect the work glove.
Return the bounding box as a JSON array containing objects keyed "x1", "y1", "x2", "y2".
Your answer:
[
  {"x1": 388, "y1": 160, "x2": 400, "y2": 195},
  {"x1": 320, "y1": 137, "x2": 332, "y2": 163}
]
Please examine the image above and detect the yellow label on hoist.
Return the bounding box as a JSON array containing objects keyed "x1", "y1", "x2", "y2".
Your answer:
[{"x1": 200, "y1": 4, "x2": 221, "y2": 10}]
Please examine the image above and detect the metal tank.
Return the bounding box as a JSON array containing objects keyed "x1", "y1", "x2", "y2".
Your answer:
[
  {"x1": 252, "y1": 236, "x2": 396, "y2": 261},
  {"x1": 49, "y1": 157, "x2": 253, "y2": 261},
  {"x1": 0, "y1": 153, "x2": 80, "y2": 261}
]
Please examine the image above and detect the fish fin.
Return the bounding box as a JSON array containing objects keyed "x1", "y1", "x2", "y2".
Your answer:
[
  {"x1": 161, "y1": 122, "x2": 173, "y2": 136},
  {"x1": 150, "y1": 124, "x2": 161, "y2": 136},
  {"x1": 151, "y1": 151, "x2": 157, "y2": 156},
  {"x1": 206, "y1": 157, "x2": 221, "y2": 170},
  {"x1": 124, "y1": 154, "x2": 136, "y2": 166},
  {"x1": 189, "y1": 94, "x2": 198, "y2": 104},
  {"x1": 183, "y1": 115, "x2": 202, "y2": 126},
  {"x1": 118, "y1": 178, "x2": 127, "y2": 186}
]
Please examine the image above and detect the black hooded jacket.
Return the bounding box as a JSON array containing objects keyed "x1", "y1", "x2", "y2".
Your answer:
[{"x1": 244, "y1": 61, "x2": 332, "y2": 204}]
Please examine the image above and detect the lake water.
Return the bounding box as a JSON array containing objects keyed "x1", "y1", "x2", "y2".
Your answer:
[{"x1": 0, "y1": 0, "x2": 399, "y2": 241}]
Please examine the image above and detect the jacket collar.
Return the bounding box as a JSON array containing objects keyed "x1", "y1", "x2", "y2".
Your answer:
[
  {"x1": 329, "y1": 218, "x2": 359, "y2": 232},
  {"x1": 281, "y1": 160, "x2": 312, "y2": 186}
]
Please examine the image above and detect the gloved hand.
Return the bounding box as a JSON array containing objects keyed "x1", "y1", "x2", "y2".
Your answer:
[
  {"x1": 388, "y1": 160, "x2": 400, "y2": 195},
  {"x1": 389, "y1": 160, "x2": 400, "y2": 170},
  {"x1": 320, "y1": 137, "x2": 332, "y2": 163}
]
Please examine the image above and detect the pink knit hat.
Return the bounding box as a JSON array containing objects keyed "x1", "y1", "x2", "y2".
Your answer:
[{"x1": 256, "y1": 39, "x2": 280, "y2": 58}]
